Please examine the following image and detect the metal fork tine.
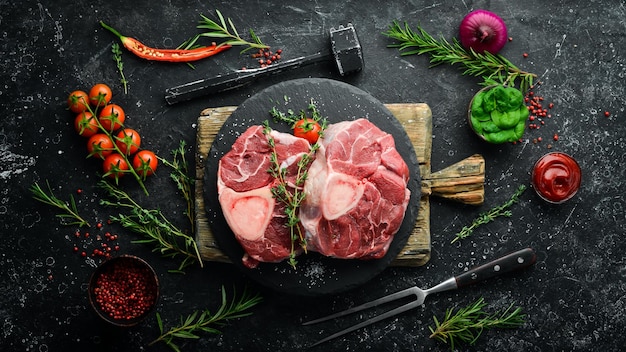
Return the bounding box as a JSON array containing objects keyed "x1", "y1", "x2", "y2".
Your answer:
[
  {"x1": 302, "y1": 287, "x2": 418, "y2": 325},
  {"x1": 308, "y1": 300, "x2": 422, "y2": 348}
]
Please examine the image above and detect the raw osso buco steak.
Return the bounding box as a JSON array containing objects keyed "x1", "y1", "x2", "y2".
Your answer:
[{"x1": 217, "y1": 118, "x2": 411, "y2": 268}]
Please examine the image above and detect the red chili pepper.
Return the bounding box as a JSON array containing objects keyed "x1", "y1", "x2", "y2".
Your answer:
[{"x1": 100, "y1": 21, "x2": 231, "y2": 62}]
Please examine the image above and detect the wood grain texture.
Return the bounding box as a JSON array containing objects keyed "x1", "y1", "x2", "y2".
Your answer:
[{"x1": 195, "y1": 103, "x2": 484, "y2": 266}]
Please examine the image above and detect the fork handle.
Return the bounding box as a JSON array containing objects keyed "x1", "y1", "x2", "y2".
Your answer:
[{"x1": 454, "y1": 247, "x2": 537, "y2": 288}]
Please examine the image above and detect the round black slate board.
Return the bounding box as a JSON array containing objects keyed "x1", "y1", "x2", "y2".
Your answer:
[{"x1": 205, "y1": 78, "x2": 421, "y2": 296}]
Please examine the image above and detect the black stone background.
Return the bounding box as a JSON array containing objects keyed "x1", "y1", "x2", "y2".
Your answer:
[{"x1": 1, "y1": 0, "x2": 625, "y2": 351}]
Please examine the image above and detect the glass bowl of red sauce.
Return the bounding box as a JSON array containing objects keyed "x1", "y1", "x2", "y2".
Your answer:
[
  {"x1": 531, "y1": 152, "x2": 582, "y2": 204},
  {"x1": 88, "y1": 255, "x2": 159, "y2": 327}
]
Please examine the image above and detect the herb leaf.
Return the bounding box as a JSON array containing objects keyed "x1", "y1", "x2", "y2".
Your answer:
[
  {"x1": 264, "y1": 101, "x2": 327, "y2": 268},
  {"x1": 111, "y1": 43, "x2": 128, "y2": 94},
  {"x1": 195, "y1": 9, "x2": 269, "y2": 53},
  {"x1": 383, "y1": 21, "x2": 537, "y2": 92},
  {"x1": 150, "y1": 286, "x2": 262, "y2": 351},
  {"x1": 429, "y1": 298, "x2": 525, "y2": 350},
  {"x1": 30, "y1": 180, "x2": 90, "y2": 227},
  {"x1": 452, "y1": 184, "x2": 526, "y2": 243}
]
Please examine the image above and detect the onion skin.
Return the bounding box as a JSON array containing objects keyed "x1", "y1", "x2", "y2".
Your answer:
[{"x1": 459, "y1": 10, "x2": 508, "y2": 54}]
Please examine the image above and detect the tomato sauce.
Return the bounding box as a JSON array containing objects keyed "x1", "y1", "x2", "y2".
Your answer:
[{"x1": 532, "y1": 152, "x2": 581, "y2": 203}]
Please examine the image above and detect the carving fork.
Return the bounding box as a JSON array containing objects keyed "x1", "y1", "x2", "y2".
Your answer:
[{"x1": 303, "y1": 247, "x2": 537, "y2": 347}]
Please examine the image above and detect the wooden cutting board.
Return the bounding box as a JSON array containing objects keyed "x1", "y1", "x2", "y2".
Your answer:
[{"x1": 194, "y1": 103, "x2": 485, "y2": 267}]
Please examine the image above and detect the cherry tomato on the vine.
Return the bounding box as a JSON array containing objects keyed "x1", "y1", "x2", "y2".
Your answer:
[
  {"x1": 89, "y1": 83, "x2": 113, "y2": 107},
  {"x1": 74, "y1": 111, "x2": 99, "y2": 137},
  {"x1": 293, "y1": 118, "x2": 322, "y2": 144},
  {"x1": 115, "y1": 128, "x2": 141, "y2": 155},
  {"x1": 132, "y1": 150, "x2": 158, "y2": 178},
  {"x1": 98, "y1": 104, "x2": 125, "y2": 132},
  {"x1": 68, "y1": 90, "x2": 90, "y2": 114},
  {"x1": 102, "y1": 153, "x2": 129, "y2": 180},
  {"x1": 87, "y1": 133, "x2": 114, "y2": 159}
]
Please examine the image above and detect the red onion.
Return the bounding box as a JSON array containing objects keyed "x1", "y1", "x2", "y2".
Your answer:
[{"x1": 459, "y1": 10, "x2": 508, "y2": 54}]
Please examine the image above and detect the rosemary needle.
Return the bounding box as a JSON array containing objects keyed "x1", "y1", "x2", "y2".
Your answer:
[
  {"x1": 383, "y1": 21, "x2": 537, "y2": 92},
  {"x1": 183, "y1": 9, "x2": 268, "y2": 54},
  {"x1": 150, "y1": 286, "x2": 262, "y2": 351},
  {"x1": 30, "y1": 180, "x2": 90, "y2": 227},
  {"x1": 429, "y1": 298, "x2": 525, "y2": 350},
  {"x1": 98, "y1": 180, "x2": 202, "y2": 272},
  {"x1": 452, "y1": 184, "x2": 527, "y2": 244}
]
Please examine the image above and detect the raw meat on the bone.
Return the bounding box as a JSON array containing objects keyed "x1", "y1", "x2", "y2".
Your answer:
[
  {"x1": 217, "y1": 125, "x2": 312, "y2": 268},
  {"x1": 300, "y1": 118, "x2": 411, "y2": 259}
]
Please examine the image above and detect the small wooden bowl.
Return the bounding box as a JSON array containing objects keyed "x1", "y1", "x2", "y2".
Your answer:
[{"x1": 88, "y1": 255, "x2": 159, "y2": 327}]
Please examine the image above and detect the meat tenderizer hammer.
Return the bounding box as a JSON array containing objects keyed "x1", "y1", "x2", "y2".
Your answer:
[{"x1": 164, "y1": 24, "x2": 363, "y2": 105}]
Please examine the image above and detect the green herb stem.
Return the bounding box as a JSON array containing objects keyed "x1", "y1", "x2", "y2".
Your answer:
[
  {"x1": 452, "y1": 184, "x2": 526, "y2": 244},
  {"x1": 429, "y1": 298, "x2": 525, "y2": 350},
  {"x1": 158, "y1": 141, "x2": 195, "y2": 234},
  {"x1": 150, "y1": 286, "x2": 262, "y2": 351},
  {"x1": 30, "y1": 181, "x2": 90, "y2": 227},
  {"x1": 111, "y1": 43, "x2": 128, "y2": 94},
  {"x1": 185, "y1": 9, "x2": 268, "y2": 54},
  {"x1": 98, "y1": 180, "x2": 202, "y2": 272},
  {"x1": 263, "y1": 101, "x2": 327, "y2": 268},
  {"x1": 383, "y1": 21, "x2": 536, "y2": 92}
]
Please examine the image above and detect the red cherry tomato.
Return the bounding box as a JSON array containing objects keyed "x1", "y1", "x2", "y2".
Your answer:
[
  {"x1": 132, "y1": 150, "x2": 158, "y2": 178},
  {"x1": 293, "y1": 118, "x2": 322, "y2": 144},
  {"x1": 115, "y1": 128, "x2": 141, "y2": 156},
  {"x1": 87, "y1": 133, "x2": 114, "y2": 159},
  {"x1": 74, "y1": 111, "x2": 99, "y2": 137},
  {"x1": 89, "y1": 83, "x2": 113, "y2": 107},
  {"x1": 68, "y1": 90, "x2": 90, "y2": 113},
  {"x1": 98, "y1": 104, "x2": 126, "y2": 132},
  {"x1": 102, "y1": 153, "x2": 129, "y2": 179}
]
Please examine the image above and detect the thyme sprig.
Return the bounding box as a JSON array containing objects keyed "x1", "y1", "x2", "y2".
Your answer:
[
  {"x1": 383, "y1": 21, "x2": 536, "y2": 92},
  {"x1": 429, "y1": 298, "x2": 525, "y2": 350},
  {"x1": 264, "y1": 100, "x2": 328, "y2": 268},
  {"x1": 111, "y1": 43, "x2": 128, "y2": 94},
  {"x1": 158, "y1": 141, "x2": 195, "y2": 234},
  {"x1": 30, "y1": 180, "x2": 90, "y2": 227},
  {"x1": 187, "y1": 9, "x2": 268, "y2": 54},
  {"x1": 150, "y1": 286, "x2": 262, "y2": 352},
  {"x1": 263, "y1": 122, "x2": 319, "y2": 269},
  {"x1": 452, "y1": 185, "x2": 526, "y2": 244},
  {"x1": 98, "y1": 180, "x2": 202, "y2": 272}
]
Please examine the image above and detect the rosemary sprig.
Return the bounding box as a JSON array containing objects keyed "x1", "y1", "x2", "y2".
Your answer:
[
  {"x1": 98, "y1": 180, "x2": 202, "y2": 272},
  {"x1": 158, "y1": 141, "x2": 195, "y2": 234},
  {"x1": 111, "y1": 43, "x2": 128, "y2": 94},
  {"x1": 452, "y1": 184, "x2": 526, "y2": 244},
  {"x1": 150, "y1": 286, "x2": 262, "y2": 352},
  {"x1": 383, "y1": 21, "x2": 536, "y2": 92},
  {"x1": 191, "y1": 9, "x2": 269, "y2": 53},
  {"x1": 30, "y1": 181, "x2": 90, "y2": 227},
  {"x1": 429, "y1": 298, "x2": 525, "y2": 350}
]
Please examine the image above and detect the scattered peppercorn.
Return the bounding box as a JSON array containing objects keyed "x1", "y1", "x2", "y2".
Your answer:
[
  {"x1": 604, "y1": 111, "x2": 610, "y2": 117},
  {"x1": 249, "y1": 47, "x2": 284, "y2": 69},
  {"x1": 71, "y1": 228, "x2": 121, "y2": 261},
  {"x1": 523, "y1": 52, "x2": 529, "y2": 58}
]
